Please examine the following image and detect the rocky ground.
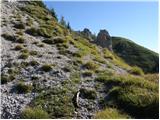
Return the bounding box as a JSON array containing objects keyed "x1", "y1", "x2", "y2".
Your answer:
[{"x1": 1, "y1": 1, "x2": 129, "y2": 119}]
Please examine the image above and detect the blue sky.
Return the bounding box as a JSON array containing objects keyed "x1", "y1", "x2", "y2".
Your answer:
[{"x1": 43, "y1": 1, "x2": 158, "y2": 52}]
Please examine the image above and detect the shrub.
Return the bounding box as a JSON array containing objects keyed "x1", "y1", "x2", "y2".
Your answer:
[
  {"x1": 16, "y1": 30, "x2": 24, "y2": 35},
  {"x1": 21, "y1": 61, "x2": 29, "y2": 68},
  {"x1": 32, "y1": 41, "x2": 39, "y2": 45},
  {"x1": 26, "y1": 27, "x2": 53, "y2": 38},
  {"x1": 30, "y1": 51, "x2": 38, "y2": 56},
  {"x1": 26, "y1": 27, "x2": 38, "y2": 36},
  {"x1": 62, "y1": 66, "x2": 71, "y2": 72},
  {"x1": 26, "y1": 18, "x2": 33, "y2": 26},
  {"x1": 14, "y1": 23, "x2": 25, "y2": 29},
  {"x1": 21, "y1": 49, "x2": 29, "y2": 53},
  {"x1": 95, "y1": 108, "x2": 130, "y2": 119},
  {"x1": 80, "y1": 88, "x2": 97, "y2": 99},
  {"x1": 38, "y1": 28, "x2": 52, "y2": 38},
  {"x1": 21, "y1": 107, "x2": 49, "y2": 119},
  {"x1": 15, "y1": 82, "x2": 32, "y2": 94},
  {"x1": 130, "y1": 66, "x2": 144, "y2": 75},
  {"x1": 83, "y1": 61, "x2": 99, "y2": 70},
  {"x1": 41, "y1": 64, "x2": 52, "y2": 72},
  {"x1": 143, "y1": 74, "x2": 159, "y2": 83},
  {"x1": 107, "y1": 87, "x2": 159, "y2": 118},
  {"x1": 30, "y1": 60, "x2": 39, "y2": 66},
  {"x1": 54, "y1": 37, "x2": 66, "y2": 44},
  {"x1": 16, "y1": 36, "x2": 25, "y2": 43},
  {"x1": 19, "y1": 53, "x2": 29, "y2": 59},
  {"x1": 82, "y1": 70, "x2": 93, "y2": 77},
  {"x1": 1, "y1": 33, "x2": 16, "y2": 41},
  {"x1": 42, "y1": 39, "x2": 54, "y2": 44},
  {"x1": 30, "y1": 87, "x2": 75, "y2": 118},
  {"x1": 72, "y1": 52, "x2": 83, "y2": 58},
  {"x1": 37, "y1": 43, "x2": 44, "y2": 47},
  {"x1": 15, "y1": 45, "x2": 24, "y2": 50},
  {"x1": 96, "y1": 73, "x2": 159, "y2": 118},
  {"x1": 1, "y1": 74, "x2": 15, "y2": 84}
]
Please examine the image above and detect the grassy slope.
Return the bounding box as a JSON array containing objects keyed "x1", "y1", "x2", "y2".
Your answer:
[
  {"x1": 6, "y1": 1, "x2": 158, "y2": 119},
  {"x1": 112, "y1": 37, "x2": 159, "y2": 73}
]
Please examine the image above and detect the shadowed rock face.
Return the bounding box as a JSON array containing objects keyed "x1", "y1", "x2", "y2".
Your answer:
[
  {"x1": 81, "y1": 28, "x2": 92, "y2": 40},
  {"x1": 95, "y1": 29, "x2": 112, "y2": 51}
]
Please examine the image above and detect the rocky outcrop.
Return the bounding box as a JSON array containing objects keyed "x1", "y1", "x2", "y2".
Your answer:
[
  {"x1": 95, "y1": 29, "x2": 112, "y2": 51},
  {"x1": 81, "y1": 28, "x2": 92, "y2": 40}
]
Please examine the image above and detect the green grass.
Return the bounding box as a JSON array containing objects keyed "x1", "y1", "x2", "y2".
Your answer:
[
  {"x1": 19, "y1": 53, "x2": 29, "y2": 59},
  {"x1": 25, "y1": 27, "x2": 38, "y2": 36},
  {"x1": 21, "y1": 107, "x2": 49, "y2": 119},
  {"x1": 29, "y1": 51, "x2": 38, "y2": 56},
  {"x1": 14, "y1": 45, "x2": 24, "y2": 50},
  {"x1": 30, "y1": 60, "x2": 39, "y2": 66},
  {"x1": 1, "y1": 74, "x2": 15, "y2": 84},
  {"x1": 21, "y1": 49, "x2": 29, "y2": 53},
  {"x1": 82, "y1": 70, "x2": 93, "y2": 77},
  {"x1": 16, "y1": 36, "x2": 25, "y2": 43},
  {"x1": 2, "y1": 33, "x2": 16, "y2": 41},
  {"x1": 16, "y1": 30, "x2": 24, "y2": 35},
  {"x1": 41, "y1": 64, "x2": 52, "y2": 72},
  {"x1": 83, "y1": 61, "x2": 99, "y2": 71},
  {"x1": 130, "y1": 66, "x2": 144, "y2": 75},
  {"x1": 30, "y1": 87, "x2": 75, "y2": 118},
  {"x1": 14, "y1": 22, "x2": 25, "y2": 29},
  {"x1": 143, "y1": 73, "x2": 159, "y2": 83},
  {"x1": 26, "y1": 27, "x2": 53, "y2": 37},
  {"x1": 80, "y1": 88, "x2": 97, "y2": 99},
  {"x1": 15, "y1": 82, "x2": 33, "y2": 94},
  {"x1": 95, "y1": 72, "x2": 158, "y2": 119},
  {"x1": 108, "y1": 86, "x2": 158, "y2": 118},
  {"x1": 95, "y1": 107, "x2": 130, "y2": 119},
  {"x1": 112, "y1": 37, "x2": 159, "y2": 73}
]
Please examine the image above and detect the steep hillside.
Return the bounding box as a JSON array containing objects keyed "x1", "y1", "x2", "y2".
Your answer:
[
  {"x1": 1, "y1": 1, "x2": 159, "y2": 119},
  {"x1": 112, "y1": 37, "x2": 159, "y2": 73}
]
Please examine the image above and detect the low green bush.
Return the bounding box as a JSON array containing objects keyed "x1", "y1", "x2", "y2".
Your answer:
[
  {"x1": 14, "y1": 22, "x2": 25, "y2": 29},
  {"x1": 30, "y1": 87, "x2": 75, "y2": 118},
  {"x1": 19, "y1": 53, "x2": 29, "y2": 59},
  {"x1": 16, "y1": 30, "x2": 24, "y2": 35},
  {"x1": 26, "y1": 27, "x2": 53, "y2": 38},
  {"x1": 82, "y1": 70, "x2": 93, "y2": 77},
  {"x1": 21, "y1": 49, "x2": 29, "y2": 53},
  {"x1": 54, "y1": 37, "x2": 66, "y2": 44},
  {"x1": 15, "y1": 82, "x2": 33, "y2": 94},
  {"x1": 41, "y1": 64, "x2": 52, "y2": 72},
  {"x1": 38, "y1": 27, "x2": 52, "y2": 38},
  {"x1": 80, "y1": 88, "x2": 97, "y2": 99},
  {"x1": 108, "y1": 86, "x2": 158, "y2": 118},
  {"x1": 95, "y1": 73, "x2": 158, "y2": 119},
  {"x1": 21, "y1": 107, "x2": 49, "y2": 119},
  {"x1": 37, "y1": 43, "x2": 45, "y2": 47},
  {"x1": 130, "y1": 66, "x2": 144, "y2": 75},
  {"x1": 83, "y1": 61, "x2": 99, "y2": 70},
  {"x1": 16, "y1": 36, "x2": 25, "y2": 43},
  {"x1": 26, "y1": 27, "x2": 38, "y2": 36},
  {"x1": 15, "y1": 45, "x2": 24, "y2": 50},
  {"x1": 95, "y1": 107, "x2": 130, "y2": 119},
  {"x1": 30, "y1": 51, "x2": 38, "y2": 56},
  {"x1": 1, "y1": 74, "x2": 15, "y2": 84},
  {"x1": 42, "y1": 39, "x2": 54, "y2": 44},
  {"x1": 21, "y1": 61, "x2": 29, "y2": 68},
  {"x1": 1, "y1": 33, "x2": 16, "y2": 41},
  {"x1": 30, "y1": 60, "x2": 39, "y2": 66}
]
